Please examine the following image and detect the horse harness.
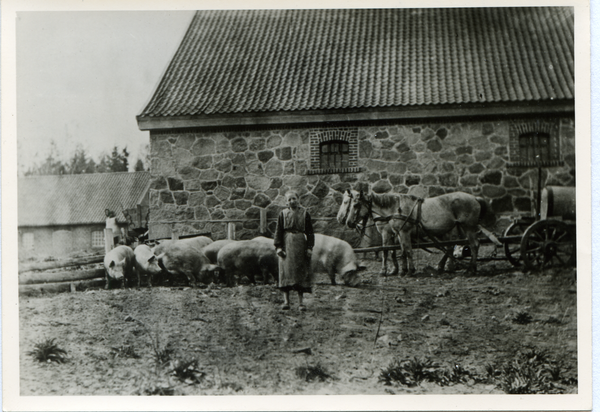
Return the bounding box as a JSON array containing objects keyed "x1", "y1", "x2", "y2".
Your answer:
[
  {"x1": 371, "y1": 195, "x2": 423, "y2": 231},
  {"x1": 364, "y1": 195, "x2": 451, "y2": 255}
]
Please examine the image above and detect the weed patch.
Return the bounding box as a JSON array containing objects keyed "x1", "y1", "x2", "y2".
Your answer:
[
  {"x1": 295, "y1": 363, "x2": 332, "y2": 382},
  {"x1": 379, "y1": 357, "x2": 483, "y2": 387},
  {"x1": 512, "y1": 312, "x2": 533, "y2": 325},
  {"x1": 110, "y1": 345, "x2": 140, "y2": 359},
  {"x1": 27, "y1": 338, "x2": 68, "y2": 364},
  {"x1": 168, "y1": 358, "x2": 206, "y2": 385},
  {"x1": 486, "y1": 347, "x2": 576, "y2": 394}
]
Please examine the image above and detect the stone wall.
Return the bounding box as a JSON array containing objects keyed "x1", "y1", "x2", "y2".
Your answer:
[{"x1": 148, "y1": 116, "x2": 575, "y2": 242}]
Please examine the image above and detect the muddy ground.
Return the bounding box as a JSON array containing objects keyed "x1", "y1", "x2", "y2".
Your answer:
[{"x1": 19, "y1": 246, "x2": 578, "y2": 396}]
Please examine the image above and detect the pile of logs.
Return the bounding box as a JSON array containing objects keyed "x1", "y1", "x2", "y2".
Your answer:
[
  {"x1": 18, "y1": 256, "x2": 106, "y2": 296},
  {"x1": 17, "y1": 228, "x2": 123, "y2": 296}
]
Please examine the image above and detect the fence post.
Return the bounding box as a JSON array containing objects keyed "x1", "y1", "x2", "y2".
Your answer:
[
  {"x1": 171, "y1": 229, "x2": 179, "y2": 241},
  {"x1": 227, "y1": 222, "x2": 236, "y2": 240},
  {"x1": 260, "y1": 209, "x2": 267, "y2": 234},
  {"x1": 104, "y1": 229, "x2": 114, "y2": 253},
  {"x1": 136, "y1": 204, "x2": 143, "y2": 228}
]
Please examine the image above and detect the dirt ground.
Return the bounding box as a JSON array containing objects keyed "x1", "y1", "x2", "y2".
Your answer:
[{"x1": 19, "y1": 246, "x2": 578, "y2": 396}]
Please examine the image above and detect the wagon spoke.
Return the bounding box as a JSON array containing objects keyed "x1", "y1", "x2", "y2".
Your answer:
[
  {"x1": 521, "y1": 220, "x2": 575, "y2": 271},
  {"x1": 503, "y1": 221, "x2": 530, "y2": 267}
]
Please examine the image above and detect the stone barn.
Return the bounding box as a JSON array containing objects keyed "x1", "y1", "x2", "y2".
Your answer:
[
  {"x1": 136, "y1": 8, "x2": 575, "y2": 243},
  {"x1": 18, "y1": 171, "x2": 151, "y2": 259}
]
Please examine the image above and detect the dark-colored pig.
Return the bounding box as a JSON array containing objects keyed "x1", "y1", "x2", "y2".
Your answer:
[
  {"x1": 217, "y1": 240, "x2": 278, "y2": 285},
  {"x1": 202, "y1": 239, "x2": 236, "y2": 264}
]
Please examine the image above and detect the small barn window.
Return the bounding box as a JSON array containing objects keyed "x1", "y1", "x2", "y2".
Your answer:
[
  {"x1": 509, "y1": 120, "x2": 562, "y2": 167},
  {"x1": 308, "y1": 128, "x2": 360, "y2": 174},
  {"x1": 92, "y1": 231, "x2": 105, "y2": 248},
  {"x1": 23, "y1": 233, "x2": 34, "y2": 251},
  {"x1": 320, "y1": 140, "x2": 349, "y2": 169},
  {"x1": 519, "y1": 132, "x2": 552, "y2": 163}
]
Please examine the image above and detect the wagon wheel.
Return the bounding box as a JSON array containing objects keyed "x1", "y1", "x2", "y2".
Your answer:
[
  {"x1": 520, "y1": 220, "x2": 576, "y2": 271},
  {"x1": 503, "y1": 220, "x2": 531, "y2": 267}
]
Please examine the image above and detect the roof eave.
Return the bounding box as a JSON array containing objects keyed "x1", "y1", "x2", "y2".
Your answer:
[{"x1": 136, "y1": 100, "x2": 574, "y2": 131}]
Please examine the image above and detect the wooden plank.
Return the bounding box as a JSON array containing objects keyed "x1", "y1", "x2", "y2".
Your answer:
[
  {"x1": 227, "y1": 222, "x2": 236, "y2": 240},
  {"x1": 260, "y1": 209, "x2": 267, "y2": 234},
  {"x1": 104, "y1": 228, "x2": 114, "y2": 253},
  {"x1": 19, "y1": 268, "x2": 106, "y2": 285},
  {"x1": 19, "y1": 278, "x2": 105, "y2": 296},
  {"x1": 19, "y1": 255, "x2": 104, "y2": 273},
  {"x1": 353, "y1": 235, "x2": 521, "y2": 254}
]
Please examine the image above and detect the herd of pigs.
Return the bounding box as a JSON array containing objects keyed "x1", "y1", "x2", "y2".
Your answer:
[{"x1": 103, "y1": 234, "x2": 363, "y2": 290}]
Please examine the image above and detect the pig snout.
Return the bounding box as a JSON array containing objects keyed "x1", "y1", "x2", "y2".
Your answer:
[
  {"x1": 342, "y1": 270, "x2": 361, "y2": 287},
  {"x1": 108, "y1": 269, "x2": 125, "y2": 281}
]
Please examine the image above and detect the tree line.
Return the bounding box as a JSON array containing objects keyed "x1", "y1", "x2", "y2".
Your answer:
[{"x1": 24, "y1": 142, "x2": 148, "y2": 176}]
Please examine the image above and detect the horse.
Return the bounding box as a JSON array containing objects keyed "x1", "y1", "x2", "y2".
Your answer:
[
  {"x1": 343, "y1": 190, "x2": 494, "y2": 276},
  {"x1": 337, "y1": 190, "x2": 400, "y2": 276}
]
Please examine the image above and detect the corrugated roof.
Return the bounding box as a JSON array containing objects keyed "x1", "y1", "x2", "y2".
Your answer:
[
  {"x1": 138, "y1": 7, "x2": 574, "y2": 118},
  {"x1": 18, "y1": 172, "x2": 151, "y2": 227}
]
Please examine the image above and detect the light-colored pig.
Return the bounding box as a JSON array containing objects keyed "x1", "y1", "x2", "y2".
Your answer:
[
  {"x1": 311, "y1": 234, "x2": 363, "y2": 287},
  {"x1": 153, "y1": 235, "x2": 213, "y2": 255},
  {"x1": 104, "y1": 245, "x2": 136, "y2": 289},
  {"x1": 202, "y1": 239, "x2": 236, "y2": 264},
  {"x1": 156, "y1": 241, "x2": 219, "y2": 288},
  {"x1": 134, "y1": 244, "x2": 163, "y2": 287}
]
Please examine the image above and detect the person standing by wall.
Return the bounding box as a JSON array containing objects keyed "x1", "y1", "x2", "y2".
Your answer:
[
  {"x1": 105, "y1": 209, "x2": 126, "y2": 246},
  {"x1": 274, "y1": 190, "x2": 315, "y2": 311}
]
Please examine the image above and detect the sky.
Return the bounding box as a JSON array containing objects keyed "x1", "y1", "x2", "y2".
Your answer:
[{"x1": 16, "y1": 11, "x2": 196, "y2": 174}]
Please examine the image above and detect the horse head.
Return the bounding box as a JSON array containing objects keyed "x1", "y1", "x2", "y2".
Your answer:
[
  {"x1": 346, "y1": 190, "x2": 371, "y2": 229},
  {"x1": 336, "y1": 190, "x2": 352, "y2": 225}
]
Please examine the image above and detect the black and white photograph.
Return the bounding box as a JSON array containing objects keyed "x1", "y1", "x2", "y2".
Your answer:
[{"x1": 2, "y1": 0, "x2": 592, "y2": 410}]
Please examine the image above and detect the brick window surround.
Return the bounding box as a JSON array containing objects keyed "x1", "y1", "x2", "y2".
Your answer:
[
  {"x1": 509, "y1": 119, "x2": 563, "y2": 167},
  {"x1": 308, "y1": 128, "x2": 360, "y2": 175}
]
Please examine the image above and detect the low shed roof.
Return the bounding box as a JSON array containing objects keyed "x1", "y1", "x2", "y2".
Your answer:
[
  {"x1": 138, "y1": 7, "x2": 574, "y2": 122},
  {"x1": 18, "y1": 172, "x2": 150, "y2": 227}
]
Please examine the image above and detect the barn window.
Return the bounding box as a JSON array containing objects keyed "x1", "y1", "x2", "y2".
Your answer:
[
  {"x1": 519, "y1": 132, "x2": 552, "y2": 163},
  {"x1": 92, "y1": 231, "x2": 105, "y2": 248},
  {"x1": 23, "y1": 232, "x2": 34, "y2": 251},
  {"x1": 509, "y1": 120, "x2": 563, "y2": 167},
  {"x1": 308, "y1": 128, "x2": 361, "y2": 174},
  {"x1": 320, "y1": 141, "x2": 349, "y2": 169}
]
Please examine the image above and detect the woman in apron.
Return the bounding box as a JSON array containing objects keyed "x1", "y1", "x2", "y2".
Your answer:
[{"x1": 274, "y1": 190, "x2": 315, "y2": 311}]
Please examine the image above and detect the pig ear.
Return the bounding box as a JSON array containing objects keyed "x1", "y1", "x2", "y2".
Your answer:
[
  {"x1": 148, "y1": 255, "x2": 156, "y2": 263},
  {"x1": 109, "y1": 260, "x2": 115, "y2": 268}
]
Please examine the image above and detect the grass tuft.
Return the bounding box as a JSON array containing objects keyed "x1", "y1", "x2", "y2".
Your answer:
[
  {"x1": 487, "y1": 347, "x2": 576, "y2": 394},
  {"x1": 295, "y1": 363, "x2": 332, "y2": 382},
  {"x1": 379, "y1": 357, "x2": 482, "y2": 387},
  {"x1": 110, "y1": 345, "x2": 140, "y2": 359},
  {"x1": 512, "y1": 311, "x2": 533, "y2": 325},
  {"x1": 168, "y1": 358, "x2": 206, "y2": 384},
  {"x1": 27, "y1": 338, "x2": 68, "y2": 364},
  {"x1": 379, "y1": 357, "x2": 454, "y2": 387}
]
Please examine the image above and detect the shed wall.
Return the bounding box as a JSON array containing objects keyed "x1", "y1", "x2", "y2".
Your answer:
[{"x1": 19, "y1": 224, "x2": 106, "y2": 259}]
